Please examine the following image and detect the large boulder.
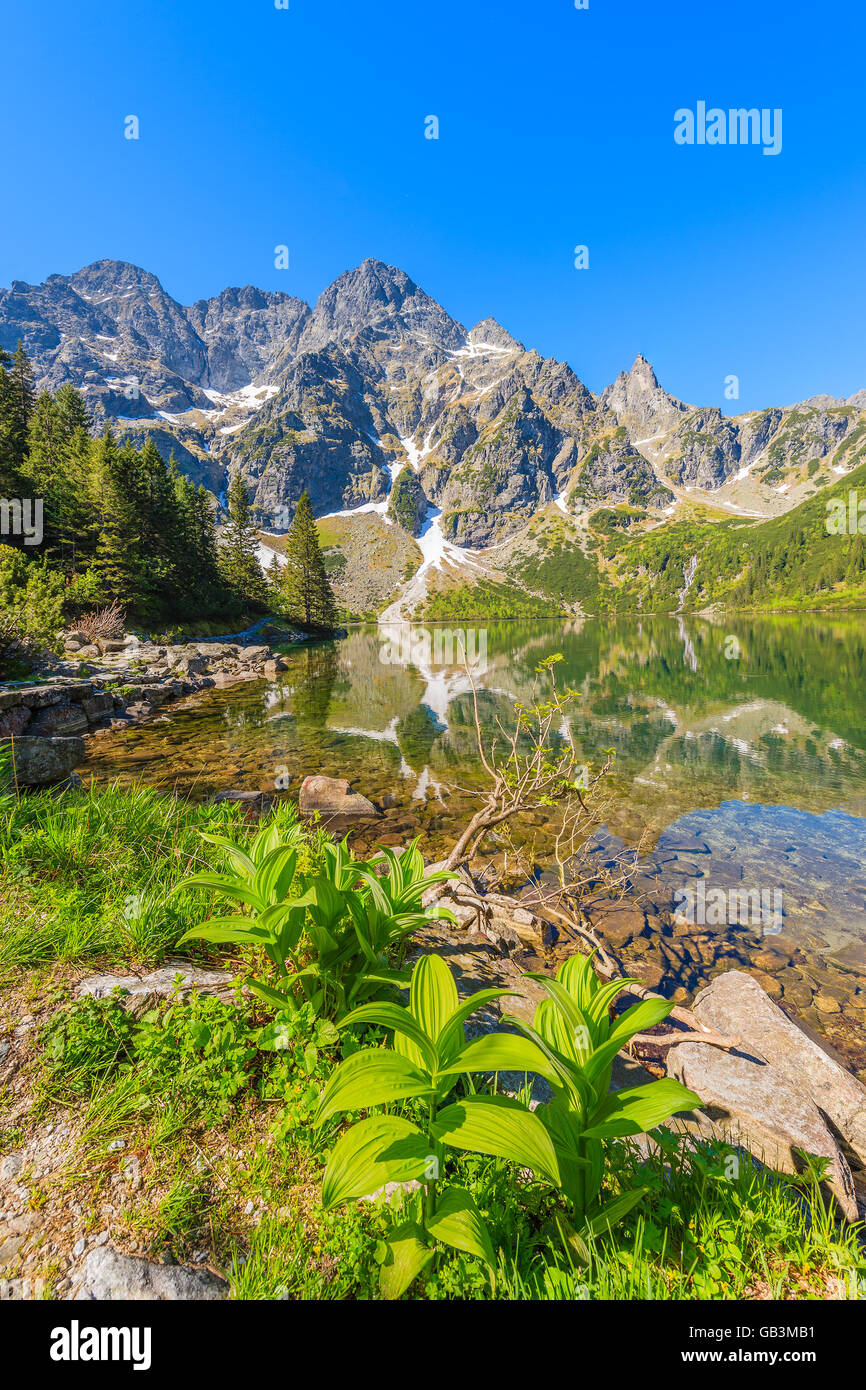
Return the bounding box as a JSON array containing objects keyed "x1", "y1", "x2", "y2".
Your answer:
[
  {"x1": 237, "y1": 644, "x2": 270, "y2": 665},
  {"x1": 4, "y1": 736, "x2": 85, "y2": 786},
  {"x1": 74, "y1": 1249, "x2": 227, "y2": 1301},
  {"x1": 299, "y1": 775, "x2": 380, "y2": 818},
  {"x1": 667, "y1": 970, "x2": 866, "y2": 1219},
  {"x1": 690, "y1": 970, "x2": 866, "y2": 1169}
]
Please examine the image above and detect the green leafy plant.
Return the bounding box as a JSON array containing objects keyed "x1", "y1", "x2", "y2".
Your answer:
[
  {"x1": 315, "y1": 953, "x2": 561, "y2": 1298},
  {"x1": 40, "y1": 994, "x2": 134, "y2": 1098},
  {"x1": 258, "y1": 1003, "x2": 342, "y2": 1138},
  {"x1": 132, "y1": 989, "x2": 257, "y2": 1115},
  {"x1": 175, "y1": 816, "x2": 309, "y2": 1010},
  {"x1": 497, "y1": 952, "x2": 702, "y2": 1256},
  {"x1": 176, "y1": 824, "x2": 457, "y2": 1019}
]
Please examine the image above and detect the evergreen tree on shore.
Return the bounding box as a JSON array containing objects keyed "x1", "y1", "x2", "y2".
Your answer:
[
  {"x1": 279, "y1": 491, "x2": 337, "y2": 631},
  {"x1": 219, "y1": 472, "x2": 266, "y2": 605}
]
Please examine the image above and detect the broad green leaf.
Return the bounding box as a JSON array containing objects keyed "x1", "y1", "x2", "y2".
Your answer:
[
  {"x1": 178, "y1": 918, "x2": 270, "y2": 947},
  {"x1": 198, "y1": 832, "x2": 257, "y2": 880},
  {"x1": 427, "y1": 1186, "x2": 495, "y2": 1268},
  {"x1": 316, "y1": 1049, "x2": 435, "y2": 1124},
  {"x1": 523, "y1": 972, "x2": 590, "y2": 1042},
  {"x1": 583, "y1": 1078, "x2": 702, "y2": 1139},
  {"x1": 438, "y1": 1031, "x2": 561, "y2": 1086},
  {"x1": 253, "y1": 845, "x2": 297, "y2": 905},
  {"x1": 321, "y1": 1115, "x2": 429, "y2": 1208},
  {"x1": 171, "y1": 872, "x2": 260, "y2": 908},
  {"x1": 436, "y1": 989, "x2": 519, "y2": 1062},
  {"x1": 378, "y1": 1221, "x2": 434, "y2": 1300},
  {"x1": 410, "y1": 953, "x2": 458, "y2": 1044},
  {"x1": 338, "y1": 1002, "x2": 438, "y2": 1071},
  {"x1": 433, "y1": 1094, "x2": 561, "y2": 1184},
  {"x1": 248, "y1": 978, "x2": 296, "y2": 1011},
  {"x1": 500, "y1": 1013, "x2": 588, "y2": 1109},
  {"x1": 584, "y1": 1186, "x2": 648, "y2": 1236}
]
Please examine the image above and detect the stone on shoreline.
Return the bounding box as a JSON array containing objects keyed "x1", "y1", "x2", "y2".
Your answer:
[
  {"x1": 3, "y1": 736, "x2": 86, "y2": 786},
  {"x1": 73, "y1": 1249, "x2": 227, "y2": 1301},
  {"x1": 689, "y1": 970, "x2": 866, "y2": 1173},
  {"x1": 667, "y1": 970, "x2": 866, "y2": 1219},
  {"x1": 299, "y1": 775, "x2": 380, "y2": 819}
]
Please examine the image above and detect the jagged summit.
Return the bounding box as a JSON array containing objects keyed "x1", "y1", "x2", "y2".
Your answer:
[
  {"x1": 303, "y1": 258, "x2": 465, "y2": 352},
  {"x1": 600, "y1": 352, "x2": 688, "y2": 440},
  {"x1": 1, "y1": 257, "x2": 864, "y2": 542},
  {"x1": 468, "y1": 317, "x2": 523, "y2": 352}
]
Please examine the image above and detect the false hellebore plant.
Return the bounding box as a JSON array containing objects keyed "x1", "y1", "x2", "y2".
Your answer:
[
  {"x1": 316, "y1": 952, "x2": 701, "y2": 1296},
  {"x1": 175, "y1": 823, "x2": 456, "y2": 1020}
]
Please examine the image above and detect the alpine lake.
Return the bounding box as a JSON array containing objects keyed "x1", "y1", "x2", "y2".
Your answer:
[{"x1": 82, "y1": 614, "x2": 866, "y2": 1079}]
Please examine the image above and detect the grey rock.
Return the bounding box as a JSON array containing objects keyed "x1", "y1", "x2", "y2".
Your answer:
[
  {"x1": 3, "y1": 735, "x2": 85, "y2": 785},
  {"x1": 27, "y1": 704, "x2": 89, "y2": 737},
  {"x1": 0, "y1": 1153, "x2": 23, "y2": 1181},
  {"x1": 668, "y1": 1039, "x2": 858, "y2": 1220},
  {"x1": 690, "y1": 970, "x2": 866, "y2": 1170},
  {"x1": 299, "y1": 774, "x2": 380, "y2": 818},
  {"x1": 81, "y1": 692, "x2": 114, "y2": 722},
  {"x1": 74, "y1": 1248, "x2": 228, "y2": 1301},
  {"x1": 77, "y1": 960, "x2": 237, "y2": 1002}
]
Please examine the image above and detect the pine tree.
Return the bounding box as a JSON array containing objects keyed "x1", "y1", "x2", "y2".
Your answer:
[
  {"x1": 91, "y1": 427, "x2": 144, "y2": 608},
  {"x1": 0, "y1": 346, "x2": 26, "y2": 498},
  {"x1": 7, "y1": 342, "x2": 35, "y2": 478},
  {"x1": 219, "y1": 472, "x2": 266, "y2": 605},
  {"x1": 279, "y1": 491, "x2": 337, "y2": 631}
]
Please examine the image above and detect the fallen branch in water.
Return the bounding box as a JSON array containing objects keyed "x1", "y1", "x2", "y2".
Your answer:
[{"x1": 438, "y1": 650, "x2": 740, "y2": 1055}]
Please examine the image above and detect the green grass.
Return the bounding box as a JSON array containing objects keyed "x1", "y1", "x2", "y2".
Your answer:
[
  {"x1": 1, "y1": 783, "x2": 863, "y2": 1300},
  {"x1": 0, "y1": 782, "x2": 323, "y2": 970},
  {"x1": 20, "y1": 985, "x2": 866, "y2": 1299}
]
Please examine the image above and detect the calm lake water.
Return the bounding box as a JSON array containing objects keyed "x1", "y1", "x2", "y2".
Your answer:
[{"x1": 83, "y1": 615, "x2": 866, "y2": 1073}]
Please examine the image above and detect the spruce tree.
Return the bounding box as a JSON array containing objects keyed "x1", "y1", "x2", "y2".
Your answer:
[
  {"x1": 8, "y1": 342, "x2": 35, "y2": 478},
  {"x1": 91, "y1": 427, "x2": 144, "y2": 608},
  {"x1": 0, "y1": 346, "x2": 26, "y2": 498},
  {"x1": 219, "y1": 472, "x2": 266, "y2": 605},
  {"x1": 279, "y1": 491, "x2": 337, "y2": 631}
]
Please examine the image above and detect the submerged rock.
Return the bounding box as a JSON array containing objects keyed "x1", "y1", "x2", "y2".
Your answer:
[{"x1": 299, "y1": 774, "x2": 380, "y2": 818}]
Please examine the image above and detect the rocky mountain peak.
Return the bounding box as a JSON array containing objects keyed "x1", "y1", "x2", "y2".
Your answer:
[
  {"x1": 468, "y1": 318, "x2": 523, "y2": 353},
  {"x1": 600, "y1": 353, "x2": 687, "y2": 440},
  {"x1": 64, "y1": 259, "x2": 171, "y2": 301},
  {"x1": 302, "y1": 258, "x2": 465, "y2": 351},
  {"x1": 628, "y1": 352, "x2": 660, "y2": 389}
]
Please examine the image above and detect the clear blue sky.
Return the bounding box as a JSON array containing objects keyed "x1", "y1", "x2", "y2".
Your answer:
[{"x1": 2, "y1": 0, "x2": 864, "y2": 412}]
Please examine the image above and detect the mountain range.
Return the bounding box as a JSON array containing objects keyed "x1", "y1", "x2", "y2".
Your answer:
[{"x1": 3, "y1": 257, "x2": 865, "y2": 617}]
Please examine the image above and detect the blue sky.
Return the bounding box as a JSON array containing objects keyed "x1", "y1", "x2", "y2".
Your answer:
[{"x1": 2, "y1": 0, "x2": 864, "y2": 411}]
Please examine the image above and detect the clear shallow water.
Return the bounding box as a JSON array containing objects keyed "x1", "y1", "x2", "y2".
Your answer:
[{"x1": 83, "y1": 615, "x2": 866, "y2": 1071}]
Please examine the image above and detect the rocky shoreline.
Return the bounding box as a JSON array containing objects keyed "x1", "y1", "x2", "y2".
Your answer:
[
  {"x1": 417, "y1": 872, "x2": 866, "y2": 1222},
  {"x1": 0, "y1": 628, "x2": 307, "y2": 785}
]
